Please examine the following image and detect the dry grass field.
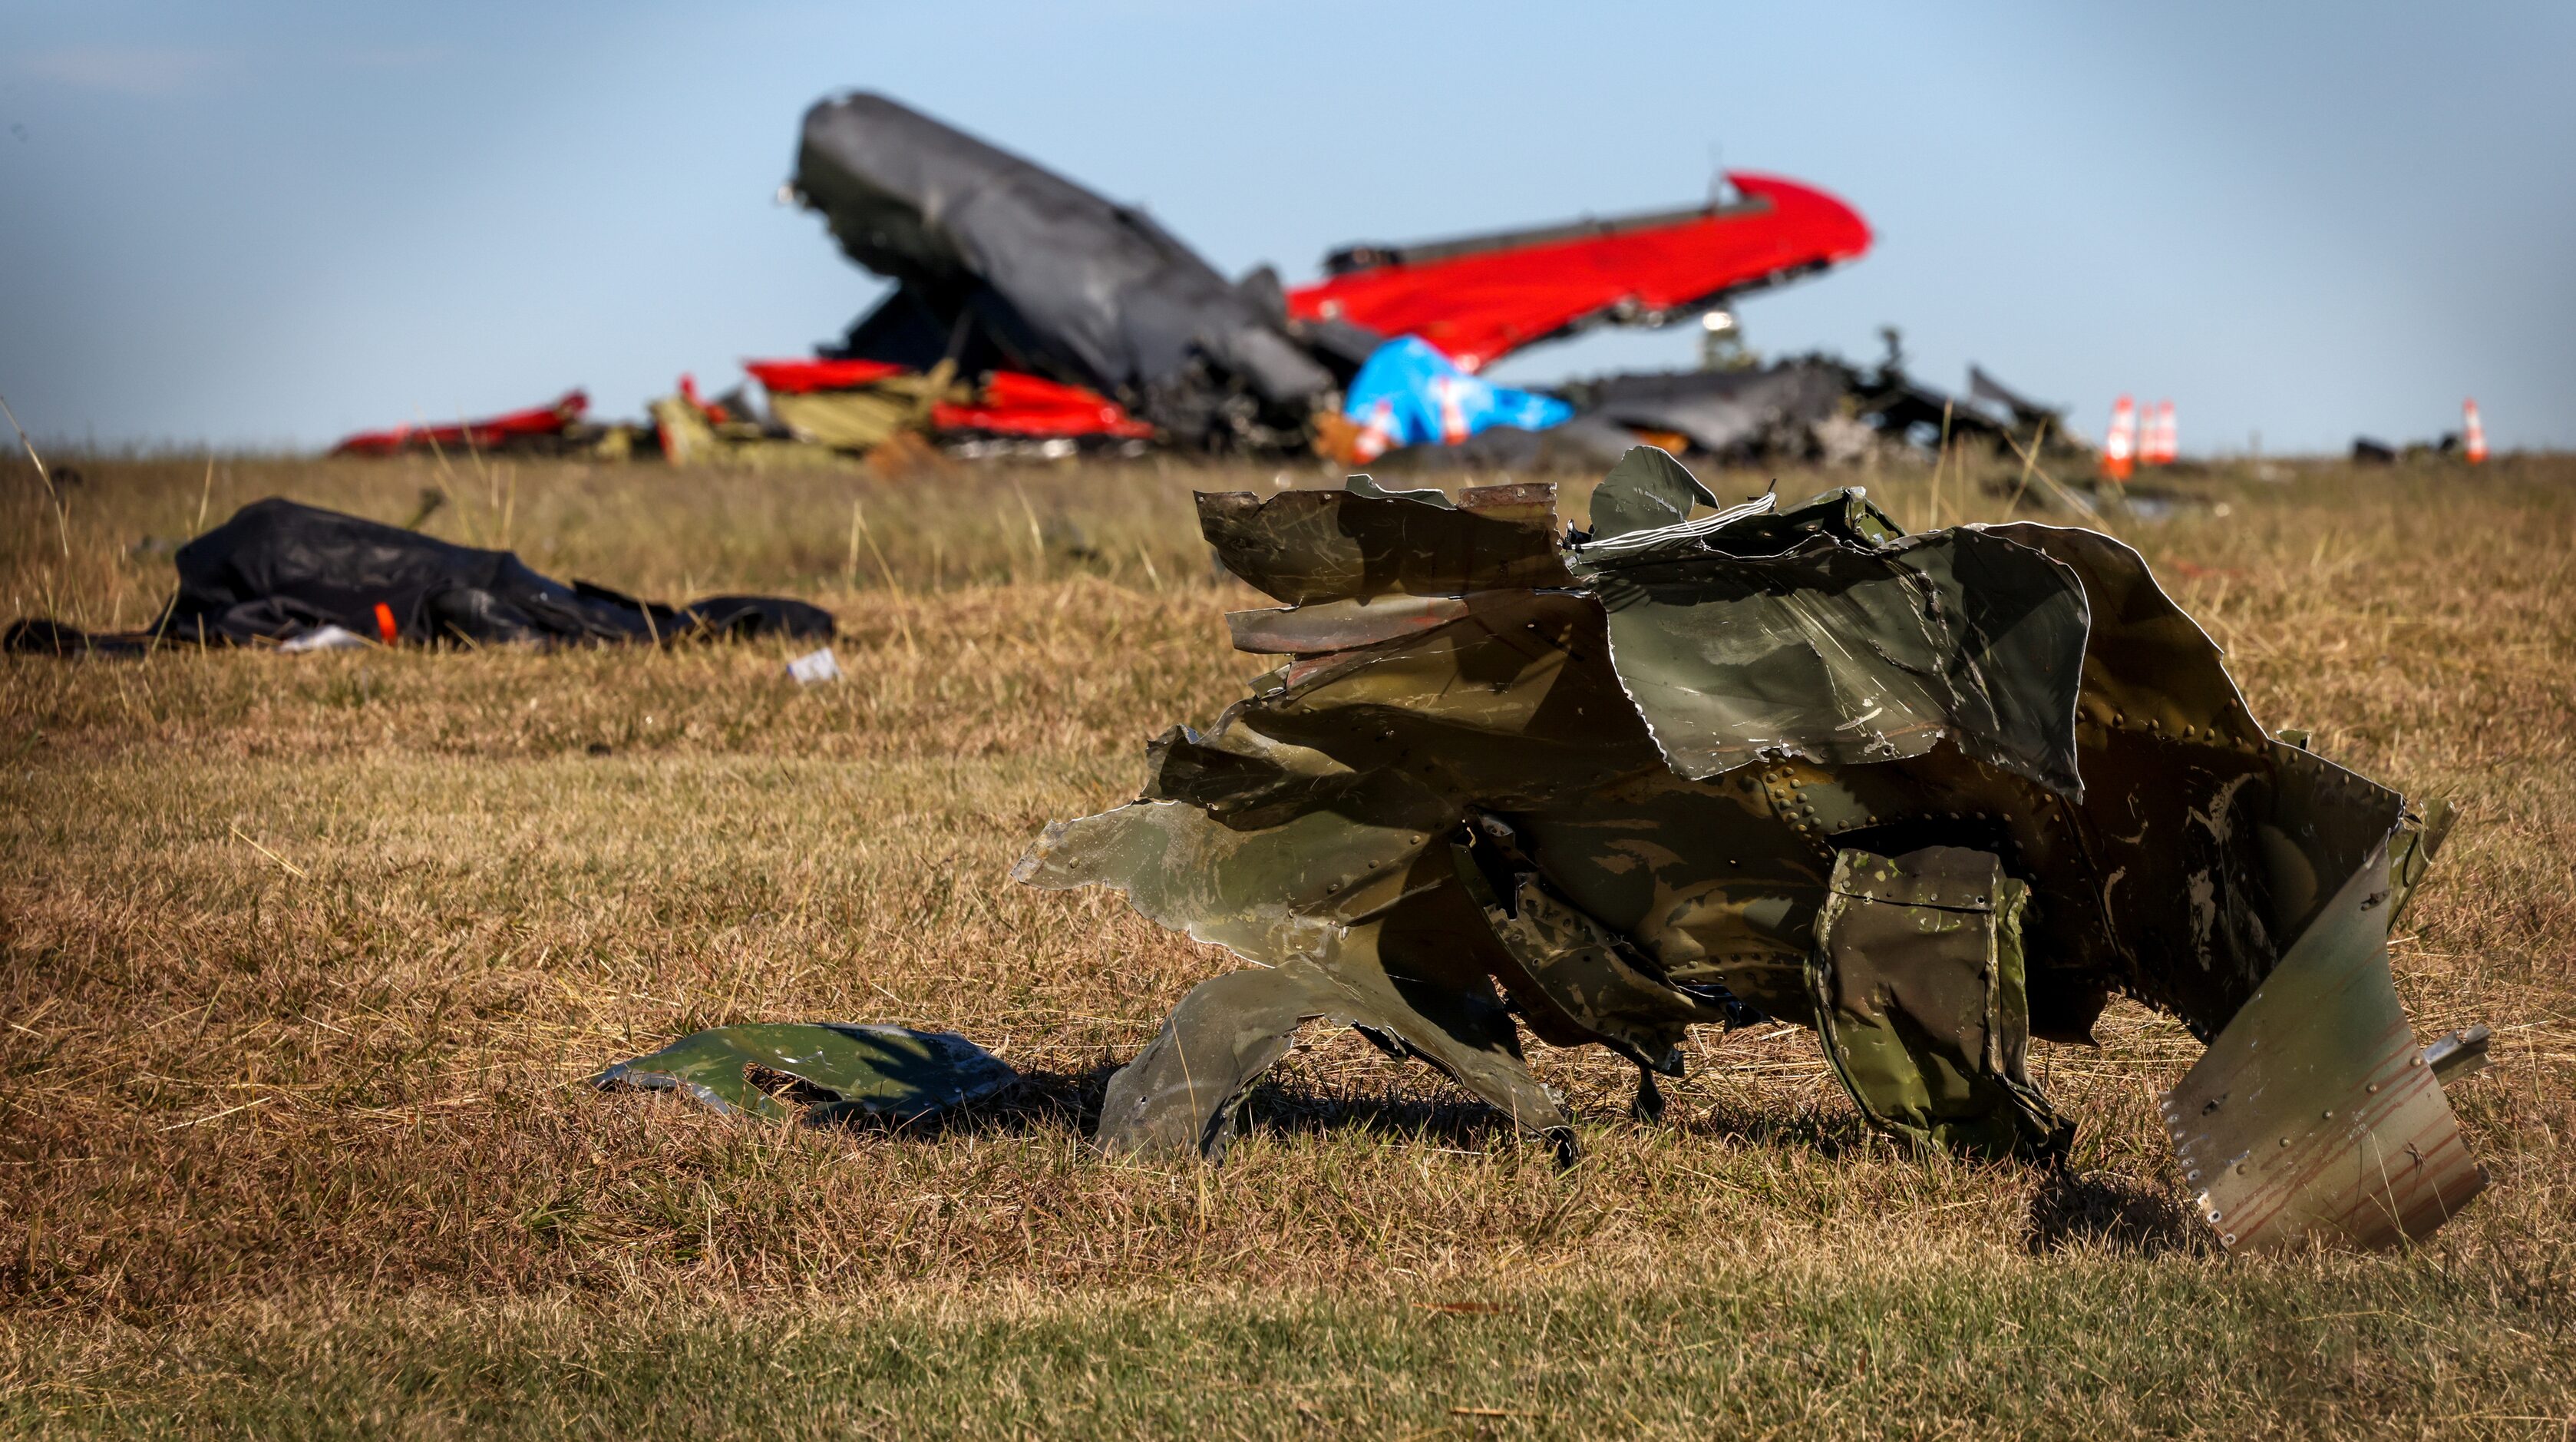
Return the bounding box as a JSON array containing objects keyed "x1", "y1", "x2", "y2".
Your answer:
[{"x1": 2, "y1": 450, "x2": 2571, "y2": 1437}]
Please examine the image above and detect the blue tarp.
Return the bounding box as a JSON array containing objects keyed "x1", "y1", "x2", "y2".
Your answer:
[{"x1": 1343, "y1": 337, "x2": 1571, "y2": 456}]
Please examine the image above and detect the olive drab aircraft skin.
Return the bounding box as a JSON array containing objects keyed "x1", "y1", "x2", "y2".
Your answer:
[{"x1": 1017, "y1": 448, "x2": 2488, "y2": 1255}]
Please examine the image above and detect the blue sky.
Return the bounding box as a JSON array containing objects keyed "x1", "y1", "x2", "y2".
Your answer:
[{"x1": 3, "y1": 0, "x2": 2571, "y2": 454}]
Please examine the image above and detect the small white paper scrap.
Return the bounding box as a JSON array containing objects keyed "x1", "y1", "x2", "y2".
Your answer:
[{"x1": 786, "y1": 646, "x2": 841, "y2": 684}]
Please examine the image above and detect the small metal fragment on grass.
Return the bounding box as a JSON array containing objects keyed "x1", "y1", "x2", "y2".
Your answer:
[
  {"x1": 277, "y1": 624, "x2": 370, "y2": 653},
  {"x1": 2422, "y1": 1024, "x2": 2492, "y2": 1082},
  {"x1": 593, "y1": 1024, "x2": 1016, "y2": 1124}
]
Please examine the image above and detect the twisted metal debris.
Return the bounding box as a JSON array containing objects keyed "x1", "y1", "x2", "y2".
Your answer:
[{"x1": 1017, "y1": 448, "x2": 2488, "y2": 1252}]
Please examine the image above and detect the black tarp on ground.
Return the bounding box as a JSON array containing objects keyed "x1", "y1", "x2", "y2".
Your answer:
[
  {"x1": 793, "y1": 91, "x2": 1334, "y2": 448},
  {"x1": 5, "y1": 498, "x2": 833, "y2": 657}
]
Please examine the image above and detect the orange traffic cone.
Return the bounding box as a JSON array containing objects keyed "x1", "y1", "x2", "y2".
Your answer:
[
  {"x1": 2145, "y1": 400, "x2": 2177, "y2": 465},
  {"x1": 2463, "y1": 399, "x2": 2488, "y2": 464},
  {"x1": 2103, "y1": 395, "x2": 2136, "y2": 481}
]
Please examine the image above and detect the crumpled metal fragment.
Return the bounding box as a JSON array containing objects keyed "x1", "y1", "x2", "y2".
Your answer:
[
  {"x1": 2162, "y1": 842, "x2": 2485, "y2": 1251},
  {"x1": 1809, "y1": 845, "x2": 2069, "y2": 1159},
  {"x1": 1019, "y1": 448, "x2": 2486, "y2": 1250},
  {"x1": 1585, "y1": 445, "x2": 1718, "y2": 539},
  {"x1": 593, "y1": 1024, "x2": 1016, "y2": 1124},
  {"x1": 1579, "y1": 503, "x2": 2090, "y2": 794}
]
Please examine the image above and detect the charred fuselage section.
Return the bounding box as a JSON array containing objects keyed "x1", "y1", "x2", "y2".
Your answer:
[{"x1": 793, "y1": 93, "x2": 1335, "y2": 451}]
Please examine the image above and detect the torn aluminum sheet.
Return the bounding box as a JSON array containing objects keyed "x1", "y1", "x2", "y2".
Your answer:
[
  {"x1": 593, "y1": 1024, "x2": 1016, "y2": 1124},
  {"x1": 1017, "y1": 445, "x2": 2486, "y2": 1251},
  {"x1": 2162, "y1": 846, "x2": 2483, "y2": 1251}
]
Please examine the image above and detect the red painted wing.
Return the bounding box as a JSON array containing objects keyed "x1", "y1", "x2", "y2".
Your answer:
[{"x1": 1286, "y1": 173, "x2": 1871, "y2": 372}]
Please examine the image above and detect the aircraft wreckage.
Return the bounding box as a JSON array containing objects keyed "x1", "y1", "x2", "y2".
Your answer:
[
  {"x1": 1006, "y1": 448, "x2": 2489, "y2": 1252},
  {"x1": 343, "y1": 91, "x2": 2026, "y2": 469}
]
